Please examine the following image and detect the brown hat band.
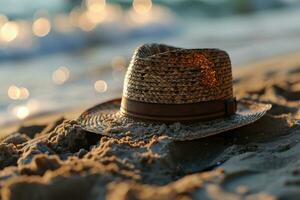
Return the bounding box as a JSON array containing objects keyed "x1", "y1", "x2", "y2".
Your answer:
[{"x1": 120, "y1": 97, "x2": 237, "y2": 122}]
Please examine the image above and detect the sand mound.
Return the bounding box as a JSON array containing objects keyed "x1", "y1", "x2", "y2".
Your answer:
[{"x1": 0, "y1": 64, "x2": 300, "y2": 200}]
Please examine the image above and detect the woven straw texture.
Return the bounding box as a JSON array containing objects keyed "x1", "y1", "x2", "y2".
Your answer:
[
  {"x1": 77, "y1": 43, "x2": 272, "y2": 141},
  {"x1": 78, "y1": 99, "x2": 271, "y2": 141},
  {"x1": 123, "y1": 43, "x2": 233, "y2": 104}
]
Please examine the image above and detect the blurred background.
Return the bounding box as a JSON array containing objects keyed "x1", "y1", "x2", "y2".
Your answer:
[{"x1": 0, "y1": 0, "x2": 300, "y2": 125}]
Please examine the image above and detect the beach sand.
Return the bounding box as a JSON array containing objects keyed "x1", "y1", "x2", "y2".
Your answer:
[{"x1": 0, "y1": 52, "x2": 300, "y2": 200}]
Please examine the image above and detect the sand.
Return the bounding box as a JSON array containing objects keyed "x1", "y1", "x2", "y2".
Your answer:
[{"x1": 0, "y1": 53, "x2": 300, "y2": 200}]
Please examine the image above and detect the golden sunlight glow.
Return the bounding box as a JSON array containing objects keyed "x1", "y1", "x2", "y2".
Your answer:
[
  {"x1": 15, "y1": 106, "x2": 30, "y2": 119},
  {"x1": 128, "y1": 5, "x2": 171, "y2": 25},
  {"x1": 8, "y1": 85, "x2": 20, "y2": 100},
  {"x1": 0, "y1": 14, "x2": 8, "y2": 26},
  {"x1": 86, "y1": 9, "x2": 107, "y2": 24},
  {"x1": 78, "y1": 12, "x2": 97, "y2": 31},
  {"x1": 32, "y1": 17, "x2": 51, "y2": 37},
  {"x1": 86, "y1": 0, "x2": 106, "y2": 12},
  {"x1": 132, "y1": 0, "x2": 152, "y2": 15},
  {"x1": 19, "y1": 87, "x2": 30, "y2": 100},
  {"x1": 0, "y1": 21, "x2": 19, "y2": 42},
  {"x1": 111, "y1": 56, "x2": 126, "y2": 71},
  {"x1": 8, "y1": 86, "x2": 30, "y2": 100},
  {"x1": 94, "y1": 80, "x2": 107, "y2": 93},
  {"x1": 128, "y1": 9, "x2": 151, "y2": 24},
  {"x1": 52, "y1": 66, "x2": 70, "y2": 85}
]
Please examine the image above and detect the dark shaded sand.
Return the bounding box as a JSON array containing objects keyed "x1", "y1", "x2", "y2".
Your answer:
[{"x1": 1, "y1": 54, "x2": 300, "y2": 200}]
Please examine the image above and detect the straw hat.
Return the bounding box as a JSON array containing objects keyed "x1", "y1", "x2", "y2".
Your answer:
[{"x1": 78, "y1": 44, "x2": 271, "y2": 141}]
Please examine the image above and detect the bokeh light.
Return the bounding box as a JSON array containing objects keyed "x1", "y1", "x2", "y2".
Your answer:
[
  {"x1": 85, "y1": 9, "x2": 107, "y2": 24},
  {"x1": 94, "y1": 80, "x2": 108, "y2": 93},
  {"x1": 127, "y1": 0, "x2": 167, "y2": 25},
  {"x1": 78, "y1": 12, "x2": 97, "y2": 31},
  {"x1": 14, "y1": 106, "x2": 30, "y2": 119},
  {"x1": 32, "y1": 17, "x2": 51, "y2": 37},
  {"x1": 8, "y1": 85, "x2": 21, "y2": 100},
  {"x1": 52, "y1": 66, "x2": 70, "y2": 85},
  {"x1": 86, "y1": 0, "x2": 106, "y2": 12},
  {"x1": 7, "y1": 86, "x2": 30, "y2": 100},
  {"x1": 0, "y1": 21, "x2": 19, "y2": 42},
  {"x1": 19, "y1": 87, "x2": 30, "y2": 100},
  {"x1": 132, "y1": 0, "x2": 152, "y2": 15}
]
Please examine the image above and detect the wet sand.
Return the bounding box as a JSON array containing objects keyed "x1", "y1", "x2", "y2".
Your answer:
[{"x1": 0, "y1": 53, "x2": 300, "y2": 200}]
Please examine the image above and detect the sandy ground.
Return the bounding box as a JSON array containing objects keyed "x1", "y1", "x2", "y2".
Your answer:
[{"x1": 0, "y1": 52, "x2": 300, "y2": 200}]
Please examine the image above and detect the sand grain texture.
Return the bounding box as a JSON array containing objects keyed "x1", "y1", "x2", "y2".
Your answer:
[{"x1": 0, "y1": 60, "x2": 300, "y2": 200}]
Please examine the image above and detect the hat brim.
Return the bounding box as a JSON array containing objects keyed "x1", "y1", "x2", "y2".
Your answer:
[{"x1": 77, "y1": 99, "x2": 271, "y2": 141}]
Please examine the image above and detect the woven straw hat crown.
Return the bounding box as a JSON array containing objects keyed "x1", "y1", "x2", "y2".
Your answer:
[
  {"x1": 123, "y1": 43, "x2": 233, "y2": 104},
  {"x1": 78, "y1": 43, "x2": 271, "y2": 139}
]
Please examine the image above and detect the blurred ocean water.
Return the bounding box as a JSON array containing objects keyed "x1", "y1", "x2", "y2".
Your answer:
[{"x1": 1, "y1": 1, "x2": 300, "y2": 125}]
